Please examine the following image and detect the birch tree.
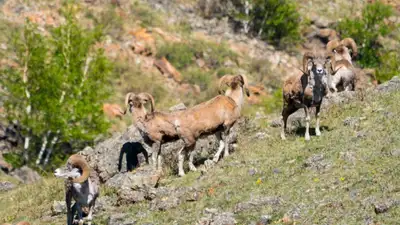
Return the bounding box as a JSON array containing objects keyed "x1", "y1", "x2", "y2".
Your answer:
[{"x1": 0, "y1": 6, "x2": 112, "y2": 167}]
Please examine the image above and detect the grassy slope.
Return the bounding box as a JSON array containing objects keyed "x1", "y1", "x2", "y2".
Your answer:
[{"x1": 2, "y1": 89, "x2": 400, "y2": 224}]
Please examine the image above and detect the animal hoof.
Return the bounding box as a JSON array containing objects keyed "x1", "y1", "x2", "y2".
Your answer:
[
  {"x1": 305, "y1": 136, "x2": 310, "y2": 141},
  {"x1": 281, "y1": 135, "x2": 286, "y2": 140},
  {"x1": 178, "y1": 172, "x2": 185, "y2": 177},
  {"x1": 316, "y1": 131, "x2": 321, "y2": 136},
  {"x1": 189, "y1": 165, "x2": 197, "y2": 172},
  {"x1": 212, "y1": 157, "x2": 219, "y2": 163}
]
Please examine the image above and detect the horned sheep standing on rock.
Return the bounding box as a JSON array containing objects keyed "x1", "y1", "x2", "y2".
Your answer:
[
  {"x1": 54, "y1": 154, "x2": 99, "y2": 225},
  {"x1": 122, "y1": 92, "x2": 182, "y2": 171},
  {"x1": 326, "y1": 38, "x2": 358, "y2": 92},
  {"x1": 281, "y1": 51, "x2": 340, "y2": 141},
  {"x1": 172, "y1": 74, "x2": 250, "y2": 176}
]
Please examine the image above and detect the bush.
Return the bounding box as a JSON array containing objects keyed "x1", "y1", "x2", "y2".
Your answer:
[
  {"x1": 0, "y1": 6, "x2": 112, "y2": 167},
  {"x1": 156, "y1": 39, "x2": 237, "y2": 71},
  {"x1": 338, "y1": 1, "x2": 398, "y2": 81},
  {"x1": 183, "y1": 67, "x2": 213, "y2": 91},
  {"x1": 245, "y1": 0, "x2": 301, "y2": 46}
]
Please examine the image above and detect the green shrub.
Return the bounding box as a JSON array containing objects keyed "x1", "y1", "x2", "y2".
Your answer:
[
  {"x1": 0, "y1": 5, "x2": 112, "y2": 167},
  {"x1": 376, "y1": 50, "x2": 400, "y2": 82},
  {"x1": 156, "y1": 43, "x2": 194, "y2": 70},
  {"x1": 183, "y1": 67, "x2": 213, "y2": 91},
  {"x1": 338, "y1": 1, "x2": 398, "y2": 81},
  {"x1": 245, "y1": 0, "x2": 301, "y2": 47},
  {"x1": 262, "y1": 88, "x2": 283, "y2": 114},
  {"x1": 156, "y1": 39, "x2": 237, "y2": 71}
]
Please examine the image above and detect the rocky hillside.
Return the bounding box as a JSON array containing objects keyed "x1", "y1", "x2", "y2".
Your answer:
[
  {"x1": 0, "y1": 0, "x2": 400, "y2": 224},
  {"x1": 1, "y1": 76, "x2": 400, "y2": 224}
]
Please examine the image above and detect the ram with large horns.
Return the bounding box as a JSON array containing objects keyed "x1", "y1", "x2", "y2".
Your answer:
[
  {"x1": 54, "y1": 154, "x2": 99, "y2": 225},
  {"x1": 170, "y1": 74, "x2": 250, "y2": 176},
  {"x1": 326, "y1": 38, "x2": 358, "y2": 63},
  {"x1": 281, "y1": 51, "x2": 339, "y2": 141}
]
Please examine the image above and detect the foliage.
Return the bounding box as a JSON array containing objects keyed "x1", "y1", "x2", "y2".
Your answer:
[
  {"x1": 239, "y1": 0, "x2": 301, "y2": 46},
  {"x1": 183, "y1": 67, "x2": 213, "y2": 90},
  {"x1": 376, "y1": 50, "x2": 400, "y2": 82},
  {"x1": 0, "y1": 6, "x2": 112, "y2": 165},
  {"x1": 338, "y1": 1, "x2": 398, "y2": 81},
  {"x1": 156, "y1": 39, "x2": 237, "y2": 71}
]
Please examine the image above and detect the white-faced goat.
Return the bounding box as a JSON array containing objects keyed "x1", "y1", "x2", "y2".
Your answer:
[
  {"x1": 122, "y1": 92, "x2": 181, "y2": 171},
  {"x1": 326, "y1": 38, "x2": 358, "y2": 92},
  {"x1": 281, "y1": 51, "x2": 339, "y2": 141},
  {"x1": 54, "y1": 154, "x2": 99, "y2": 225},
  {"x1": 172, "y1": 75, "x2": 250, "y2": 176}
]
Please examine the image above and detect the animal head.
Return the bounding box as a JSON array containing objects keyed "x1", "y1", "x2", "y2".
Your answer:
[
  {"x1": 218, "y1": 74, "x2": 250, "y2": 97},
  {"x1": 123, "y1": 92, "x2": 155, "y2": 116},
  {"x1": 326, "y1": 38, "x2": 358, "y2": 60},
  {"x1": 302, "y1": 51, "x2": 339, "y2": 77},
  {"x1": 54, "y1": 154, "x2": 90, "y2": 184}
]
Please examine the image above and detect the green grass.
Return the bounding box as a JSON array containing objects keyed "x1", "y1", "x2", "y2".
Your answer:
[{"x1": 2, "y1": 90, "x2": 400, "y2": 224}]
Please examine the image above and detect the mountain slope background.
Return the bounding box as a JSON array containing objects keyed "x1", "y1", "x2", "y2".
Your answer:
[{"x1": 0, "y1": 0, "x2": 400, "y2": 224}]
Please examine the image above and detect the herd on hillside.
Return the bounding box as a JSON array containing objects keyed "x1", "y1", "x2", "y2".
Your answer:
[{"x1": 10, "y1": 38, "x2": 370, "y2": 225}]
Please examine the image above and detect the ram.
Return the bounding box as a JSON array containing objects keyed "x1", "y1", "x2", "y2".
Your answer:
[
  {"x1": 281, "y1": 51, "x2": 339, "y2": 141},
  {"x1": 54, "y1": 154, "x2": 99, "y2": 225},
  {"x1": 326, "y1": 38, "x2": 358, "y2": 92},
  {"x1": 172, "y1": 75, "x2": 250, "y2": 176}
]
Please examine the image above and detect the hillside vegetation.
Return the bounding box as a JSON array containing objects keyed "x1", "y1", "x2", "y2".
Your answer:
[
  {"x1": 0, "y1": 0, "x2": 400, "y2": 224},
  {"x1": 1, "y1": 80, "x2": 400, "y2": 224}
]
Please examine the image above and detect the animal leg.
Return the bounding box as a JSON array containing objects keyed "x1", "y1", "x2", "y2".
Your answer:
[
  {"x1": 188, "y1": 146, "x2": 197, "y2": 172},
  {"x1": 177, "y1": 146, "x2": 185, "y2": 177},
  {"x1": 151, "y1": 142, "x2": 160, "y2": 170},
  {"x1": 213, "y1": 131, "x2": 225, "y2": 162},
  {"x1": 223, "y1": 126, "x2": 233, "y2": 158},
  {"x1": 281, "y1": 105, "x2": 296, "y2": 140},
  {"x1": 156, "y1": 142, "x2": 163, "y2": 172},
  {"x1": 303, "y1": 105, "x2": 311, "y2": 141},
  {"x1": 85, "y1": 205, "x2": 94, "y2": 225},
  {"x1": 77, "y1": 203, "x2": 84, "y2": 225},
  {"x1": 66, "y1": 188, "x2": 74, "y2": 225},
  {"x1": 315, "y1": 105, "x2": 321, "y2": 137}
]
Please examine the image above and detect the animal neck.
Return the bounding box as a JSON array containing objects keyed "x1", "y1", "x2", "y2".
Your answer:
[
  {"x1": 226, "y1": 87, "x2": 244, "y2": 110},
  {"x1": 132, "y1": 107, "x2": 147, "y2": 122}
]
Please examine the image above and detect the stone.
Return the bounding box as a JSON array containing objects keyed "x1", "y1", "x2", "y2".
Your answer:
[
  {"x1": 391, "y1": 149, "x2": 400, "y2": 156},
  {"x1": 304, "y1": 154, "x2": 331, "y2": 171},
  {"x1": 198, "y1": 209, "x2": 237, "y2": 225},
  {"x1": 343, "y1": 117, "x2": 360, "y2": 128},
  {"x1": 0, "y1": 181, "x2": 16, "y2": 191},
  {"x1": 257, "y1": 215, "x2": 272, "y2": 225},
  {"x1": 51, "y1": 201, "x2": 67, "y2": 215},
  {"x1": 108, "y1": 213, "x2": 136, "y2": 225},
  {"x1": 169, "y1": 103, "x2": 187, "y2": 112},
  {"x1": 234, "y1": 196, "x2": 282, "y2": 213},
  {"x1": 10, "y1": 166, "x2": 41, "y2": 184},
  {"x1": 374, "y1": 202, "x2": 391, "y2": 214}
]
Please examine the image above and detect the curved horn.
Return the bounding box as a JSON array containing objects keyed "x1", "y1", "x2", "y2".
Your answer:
[
  {"x1": 302, "y1": 52, "x2": 314, "y2": 74},
  {"x1": 340, "y1": 38, "x2": 358, "y2": 58},
  {"x1": 123, "y1": 92, "x2": 135, "y2": 115},
  {"x1": 68, "y1": 154, "x2": 90, "y2": 183},
  {"x1": 326, "y1": 40, "x2": 340, "y2": 53},
  {"x1": 238, "y1": 74, "x2": 250, "y2": 97},
  {"x1": 138, "y1": 92, "x2": 155, "y2": 113},
  {"x1": 218, "y1": 75, "x2": 234, "y2": 95}
]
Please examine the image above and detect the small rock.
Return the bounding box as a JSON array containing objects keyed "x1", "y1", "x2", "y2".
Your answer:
[
  {"x1": 234, "y1": 196, "x2": 282, "y2": 213},
  {"x1": 254, "y1": 132, "x2": 268, "y2": 139},
  {"x1": 343, "y1": 117, "x2": 360, "y2": 128},
  {"x1": 108, "y1": 213, "x2": 136, "y2": 225},
  {"x1": 257, "y1": 215, "x2": 272, "y2": 225},
  {"x1": 304, "y1": 154, "x2": 330, "y2": 171},
  {"x1": 169, "y1": 103, "x2": 187, "y2": 111},
  {"x1": 390, "y1": 149, "x2": 400, "y2": 156},
  {"x1": 248, "y1": 168, "x2": 257, "y2": 176},
  {"x1": 0, "y1": 181, "x2": 16, "y2": 191},
  {"x1": 51, "y1": 201, "x2": 67, "y2": 215},
  {"x1": 11, "y1": 166, "x2": 41, "y2": 184},
  {"x1": 374, "y1": 202, "x2": 391, "y2": 214}
]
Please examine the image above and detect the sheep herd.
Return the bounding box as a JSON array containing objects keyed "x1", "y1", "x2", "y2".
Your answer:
[{"x1": 49, "y1": 37, "x2": 366, "y2": 225}]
